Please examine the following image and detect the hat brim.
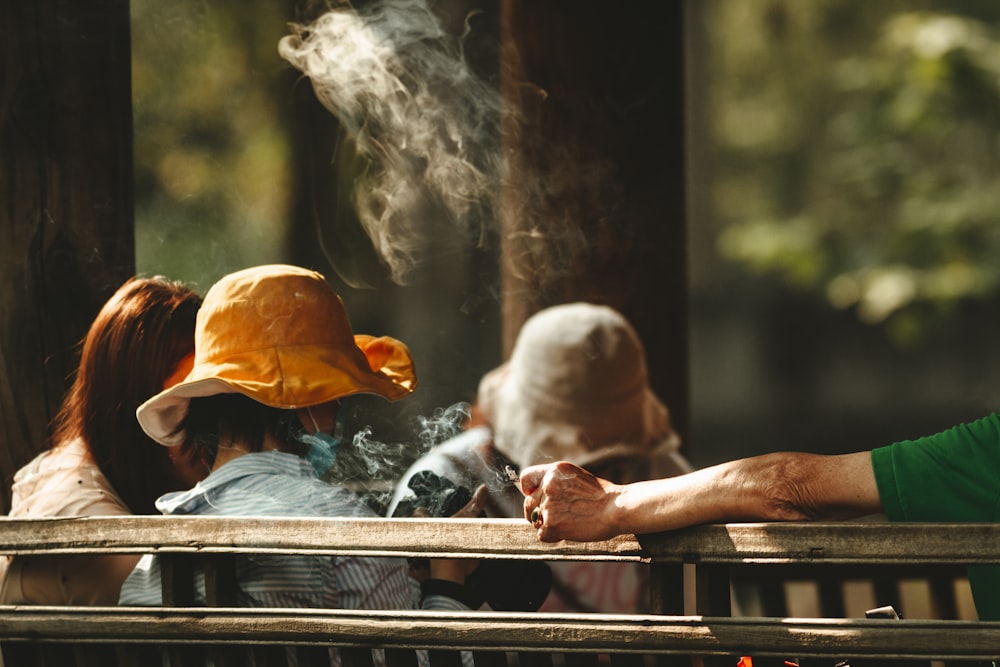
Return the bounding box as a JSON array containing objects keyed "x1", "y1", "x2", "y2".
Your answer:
[
  {"x1": 481, "y1": 367, "x2": 675, "y2": 470},
  {"x1": 137, "y1": 335, "x2": 416, "y2": 447}
]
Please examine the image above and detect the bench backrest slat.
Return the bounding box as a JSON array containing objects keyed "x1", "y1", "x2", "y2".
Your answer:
[
  {"x1": 3, "y1": 516, "x2": 1000, "y2": 564},
  {"x1": 1, "y1": 516, "x2": 998, "y2": 665},
  {"x1": 1, "y1": 607, "x2": 999, "y2": 659},
  {"x1": 0, "y1": 516, "x2": 641, "y2": 560}
]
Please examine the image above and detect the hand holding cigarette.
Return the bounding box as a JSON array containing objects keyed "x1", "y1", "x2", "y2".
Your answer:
[{"x1": 519, "y1": 461, "x2": 621, "y2": 542}]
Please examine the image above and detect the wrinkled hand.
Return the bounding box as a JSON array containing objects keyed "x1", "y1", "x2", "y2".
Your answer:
[
  {"x1": 519, "y1": 461, "x2": 619, "y2": 542},
  {"x1": 425, "y1": 485, "x2": 488, "y2": 583}
]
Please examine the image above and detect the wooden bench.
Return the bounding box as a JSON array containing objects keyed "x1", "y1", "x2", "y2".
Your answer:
[{"x1": 0, "y1": 516, "x2": 997, "y2": 666}]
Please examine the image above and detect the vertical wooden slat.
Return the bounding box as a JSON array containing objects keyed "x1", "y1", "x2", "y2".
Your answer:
[
  {"x1": 116, "y1": 644, "x2": 158, "y2": 667},
  {"x1": 756, "y1": 579, "x2": 789, "y2": 617},
  {"x1": 517, "y1": 652, "x2": 553, "y2": 667},
  {"x1": 204, "y1": 553, "x2": 238, "y2": 607},
  {"x1": 648, "y1": 563, "x2": 685, "y2": 615},
  {"x1": 608, "y1": 654, "x2": 645, "y2": 667},
  {"x1": 39, "y1": 644, "x2": 78, "y2": 667},
  {"x1": 872, "y1": 577, "x2": 903, "y2": 618},
  {"x1": 428, "y1": 650, "x2": 464, "y2": 667},
  {"x1": 160, "y1": 554, "x2": 198, "y2": 607},
  {"x1": 929, "y1": 573, "x2": 959, "y2": 620},
  {"x1": 255, "y1": 645, "x2": 296, "y2": 667},
  {"x1": 165, "y1": 645, "x2": 206, "y2": 667},
  {"x1": 566, "y1": 653, "x2": 600, "y2": 667},
  {"x1": 207, "y1": 643, "x2": 244, "y2": 667},
  {"x1": 817, "y1": 574, "x2": 846, "y2": 618},
  {"x1": 385, "y1": 648, "x2": 420, "y2": 667},
  {"x1": 695, "y1": 564, "x2": 732, "y2": 616},
  {"x1": 655, "y1": 656, "x2": 694, "y2": 667},
  {"x1": 470, "y1": 651, "x2": 508, "y2": 667},
  {"x1": 342, "y1": 647, "x2": 376, "y2": 667},
  {"x1": 296, "y1": 646, "x2": 335, "y2": 667},
  {"x1": 71, "y1": 644, "x2": 116, "y2": 667}
]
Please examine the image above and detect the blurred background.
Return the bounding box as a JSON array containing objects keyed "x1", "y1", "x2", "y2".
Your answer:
[{"x1": 130, "y1": 0, "x2": 1000, "y2": 473}]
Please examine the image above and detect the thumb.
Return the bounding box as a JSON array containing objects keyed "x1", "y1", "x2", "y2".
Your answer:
[{"x1": 450, "y1": 485, "x2": 488, "y2": 518}]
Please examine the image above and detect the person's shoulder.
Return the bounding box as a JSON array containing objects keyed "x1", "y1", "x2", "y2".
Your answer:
[
  {"x1": 877, "y1": 409, "x2": 1000, "y2": 460},
  {"x1": 435, "y1": 425, "x2": 493, "y2": 456},
  {"x1": 16, "y1": 439, "x2": 89, "y2": 476},
  {"x1": 924, "y1": 410, "x2": 1000, "y2": 443},
  {"x1": 402, "y1": 426, "x2": 493, "y2": 479},
  {"x1": 287, "y1": 479, "x2": 381, "y2": 517},
  {"x1": 386, "y1": 425, "x2": 494, "y2": 517},
  {"x1": 8, "y1": 439, "x2": 128, "y2": 518}
]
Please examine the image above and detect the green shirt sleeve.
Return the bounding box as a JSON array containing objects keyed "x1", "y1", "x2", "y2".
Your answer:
[
  {"x1": 871, "y1": 411, "x2": 1000, "y2": 523},
  {"x1": 871, "y1": 411, "x2": 1000, "y2": 621}
]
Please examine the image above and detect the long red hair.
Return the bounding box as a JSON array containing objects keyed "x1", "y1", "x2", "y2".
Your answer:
[{"x1": 50, "y1": 276, "x2": 202, "y2": 514}]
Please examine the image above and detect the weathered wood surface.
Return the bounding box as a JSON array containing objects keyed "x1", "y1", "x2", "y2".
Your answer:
[
  {"x1": 0, "y1": 516, "x2": 641, "y2": 560},
  {"x1": 1, "y1": 516, "x2": 999, "y2": 565},
  {"x1": 639, "y1": 521, "x2": 1000, "y2": 565},
  {"x1": 0, "y1": 518, "x2": 997, "y2": 664},
  {"x1": 0, "y1": 606, "x2": 998, "y2": 660}
]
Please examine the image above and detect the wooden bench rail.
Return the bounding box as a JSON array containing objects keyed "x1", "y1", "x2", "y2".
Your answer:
[
  {"x1": 0, "y1": 517, "x2": 996, "y2": 666},
  {"x1": 0, "y1": 516, "x2": 643, "y2": 561},
  {"x1": 639, "y1": 521, "x2": 1000, "y2": 565},
  {"x1": 2, "y1": 516, "x2": 1000, "y2": 565},
  {"x1": 1, "y1": 607, "x2": 999, "y2": 660}
]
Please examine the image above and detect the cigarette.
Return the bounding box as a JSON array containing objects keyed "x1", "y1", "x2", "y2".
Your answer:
[{"x1": 504, "y1": 465, "x2": 519, "y2": 483}]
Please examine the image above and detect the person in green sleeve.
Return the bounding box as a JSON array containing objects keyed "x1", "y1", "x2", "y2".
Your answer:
[{"x1": 519, "y1": 411, "x2": 1000, "y2": 622}]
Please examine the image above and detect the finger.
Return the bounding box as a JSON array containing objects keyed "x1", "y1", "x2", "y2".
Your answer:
[
  {"x1": 535, "y1": 521, "x2": 559, "y2": 543},
  {"x1": 529, "y1": 507, "x2": 541, "y2": 526},
  {"x1": 518, "y1": 464, "x2": 548, "y2": 496},
  {"x1": 451, "y1": 484, "x2": 487, "y2": 518},
  {"x1": 480, "y1": 484, "x2": 514, "y2": 518},
  {"x1": 523, "y1": 495, "x2": 537, "y2": 523}
]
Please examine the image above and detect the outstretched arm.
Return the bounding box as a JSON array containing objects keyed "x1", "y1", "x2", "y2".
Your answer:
[{"x1": 519, "y1": 451, "x2": 882, "y2": 542}]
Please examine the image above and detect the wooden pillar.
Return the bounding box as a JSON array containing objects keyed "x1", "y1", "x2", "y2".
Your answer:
[
  {"x1": 0, "y1": 0, "x2": 135, "y2": 509},
  {"x1": 499, "y1": 2, "x2": 690, "y2": 443}
]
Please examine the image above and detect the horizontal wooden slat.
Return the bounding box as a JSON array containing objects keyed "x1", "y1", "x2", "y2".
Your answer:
[
  {"x1": 0, "y1": 517, "x2": 997, "y2": 663},
  {"x1": 2, "y1": 516, "x2": 1000, "y2": 565},
  {"x1": 0, "y1": 607, "x2": 997, "y2": 660},
  {"x1": 0, "y1": 516, "x2": 642, "y2": 561},
  {"x1": 641, "y1": 521, "x2": 1000, "y2": 564}
]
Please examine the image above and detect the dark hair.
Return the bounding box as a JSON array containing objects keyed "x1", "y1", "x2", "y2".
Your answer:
[
  {"x1": 180, "y1": 393, "x2": 308, "y2": 467},
  {"x1": 50, "y1": 276, "x2": 202, "y2": 515}
]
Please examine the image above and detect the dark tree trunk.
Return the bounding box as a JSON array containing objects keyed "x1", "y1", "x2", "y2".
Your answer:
[{"x1": 499, "y1": 1, "x2": 690, "y2": 444}]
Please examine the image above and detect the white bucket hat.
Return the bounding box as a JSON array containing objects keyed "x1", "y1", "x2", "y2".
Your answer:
[{"x1": 477, "y1": 302, "x2": 683, "y2": 476}]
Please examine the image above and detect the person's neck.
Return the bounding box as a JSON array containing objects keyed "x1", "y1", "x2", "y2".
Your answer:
[{"x1": 211, "y1": 433, "x2": 283, "y2": 471}]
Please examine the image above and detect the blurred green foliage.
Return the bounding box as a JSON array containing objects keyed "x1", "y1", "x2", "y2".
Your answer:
[
  {"x1": 131, "y1": 0, "x2": 295, "y2": 292},
  {"x1": 704, "y1": 0, "x2": 1000, "y2": 343},
  {"x1": 132, "y1": 0, "x2": 1000, "y2": 347}
]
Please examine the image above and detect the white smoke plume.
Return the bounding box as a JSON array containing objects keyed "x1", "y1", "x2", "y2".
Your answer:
[
  {"x1": 324, "y1": 401, "x2": 472, "y2": 510},
  {"x1": 278, "y1": 0, "x2": 505, "y2": 284}
]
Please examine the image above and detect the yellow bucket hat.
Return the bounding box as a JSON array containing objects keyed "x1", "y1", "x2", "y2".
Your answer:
[{"x1": 136, "y1": 264, "x2": 417, "y2": 446}]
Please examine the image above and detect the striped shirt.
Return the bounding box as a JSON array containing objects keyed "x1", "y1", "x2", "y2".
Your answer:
[{"x1": 119, "y1": 450, "x2": 464, "y2": 612}]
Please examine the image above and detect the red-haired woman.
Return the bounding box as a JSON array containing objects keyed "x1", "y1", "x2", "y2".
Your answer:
[{"x1": 0, "y1": 276, "x2": 203, "y2": 605}]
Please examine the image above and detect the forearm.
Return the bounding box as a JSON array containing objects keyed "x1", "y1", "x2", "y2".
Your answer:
[
  {"x1": 522, "y1": 451, "x2": 881, "y2": 542},
  {"x1": 612, "y1": 451, "x2": 882, "y2": 535},
  {"x1": 20, "y1": 553, "x2": 141, "y2": 605}
]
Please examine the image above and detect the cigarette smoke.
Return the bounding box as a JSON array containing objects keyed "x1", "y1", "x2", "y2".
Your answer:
[
  {"x1": 324, "y1": 400, "x2": 472, "y2": 510},
  {"x1": 278, "y1": 0, "x2": 505, "y2": 284}
]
